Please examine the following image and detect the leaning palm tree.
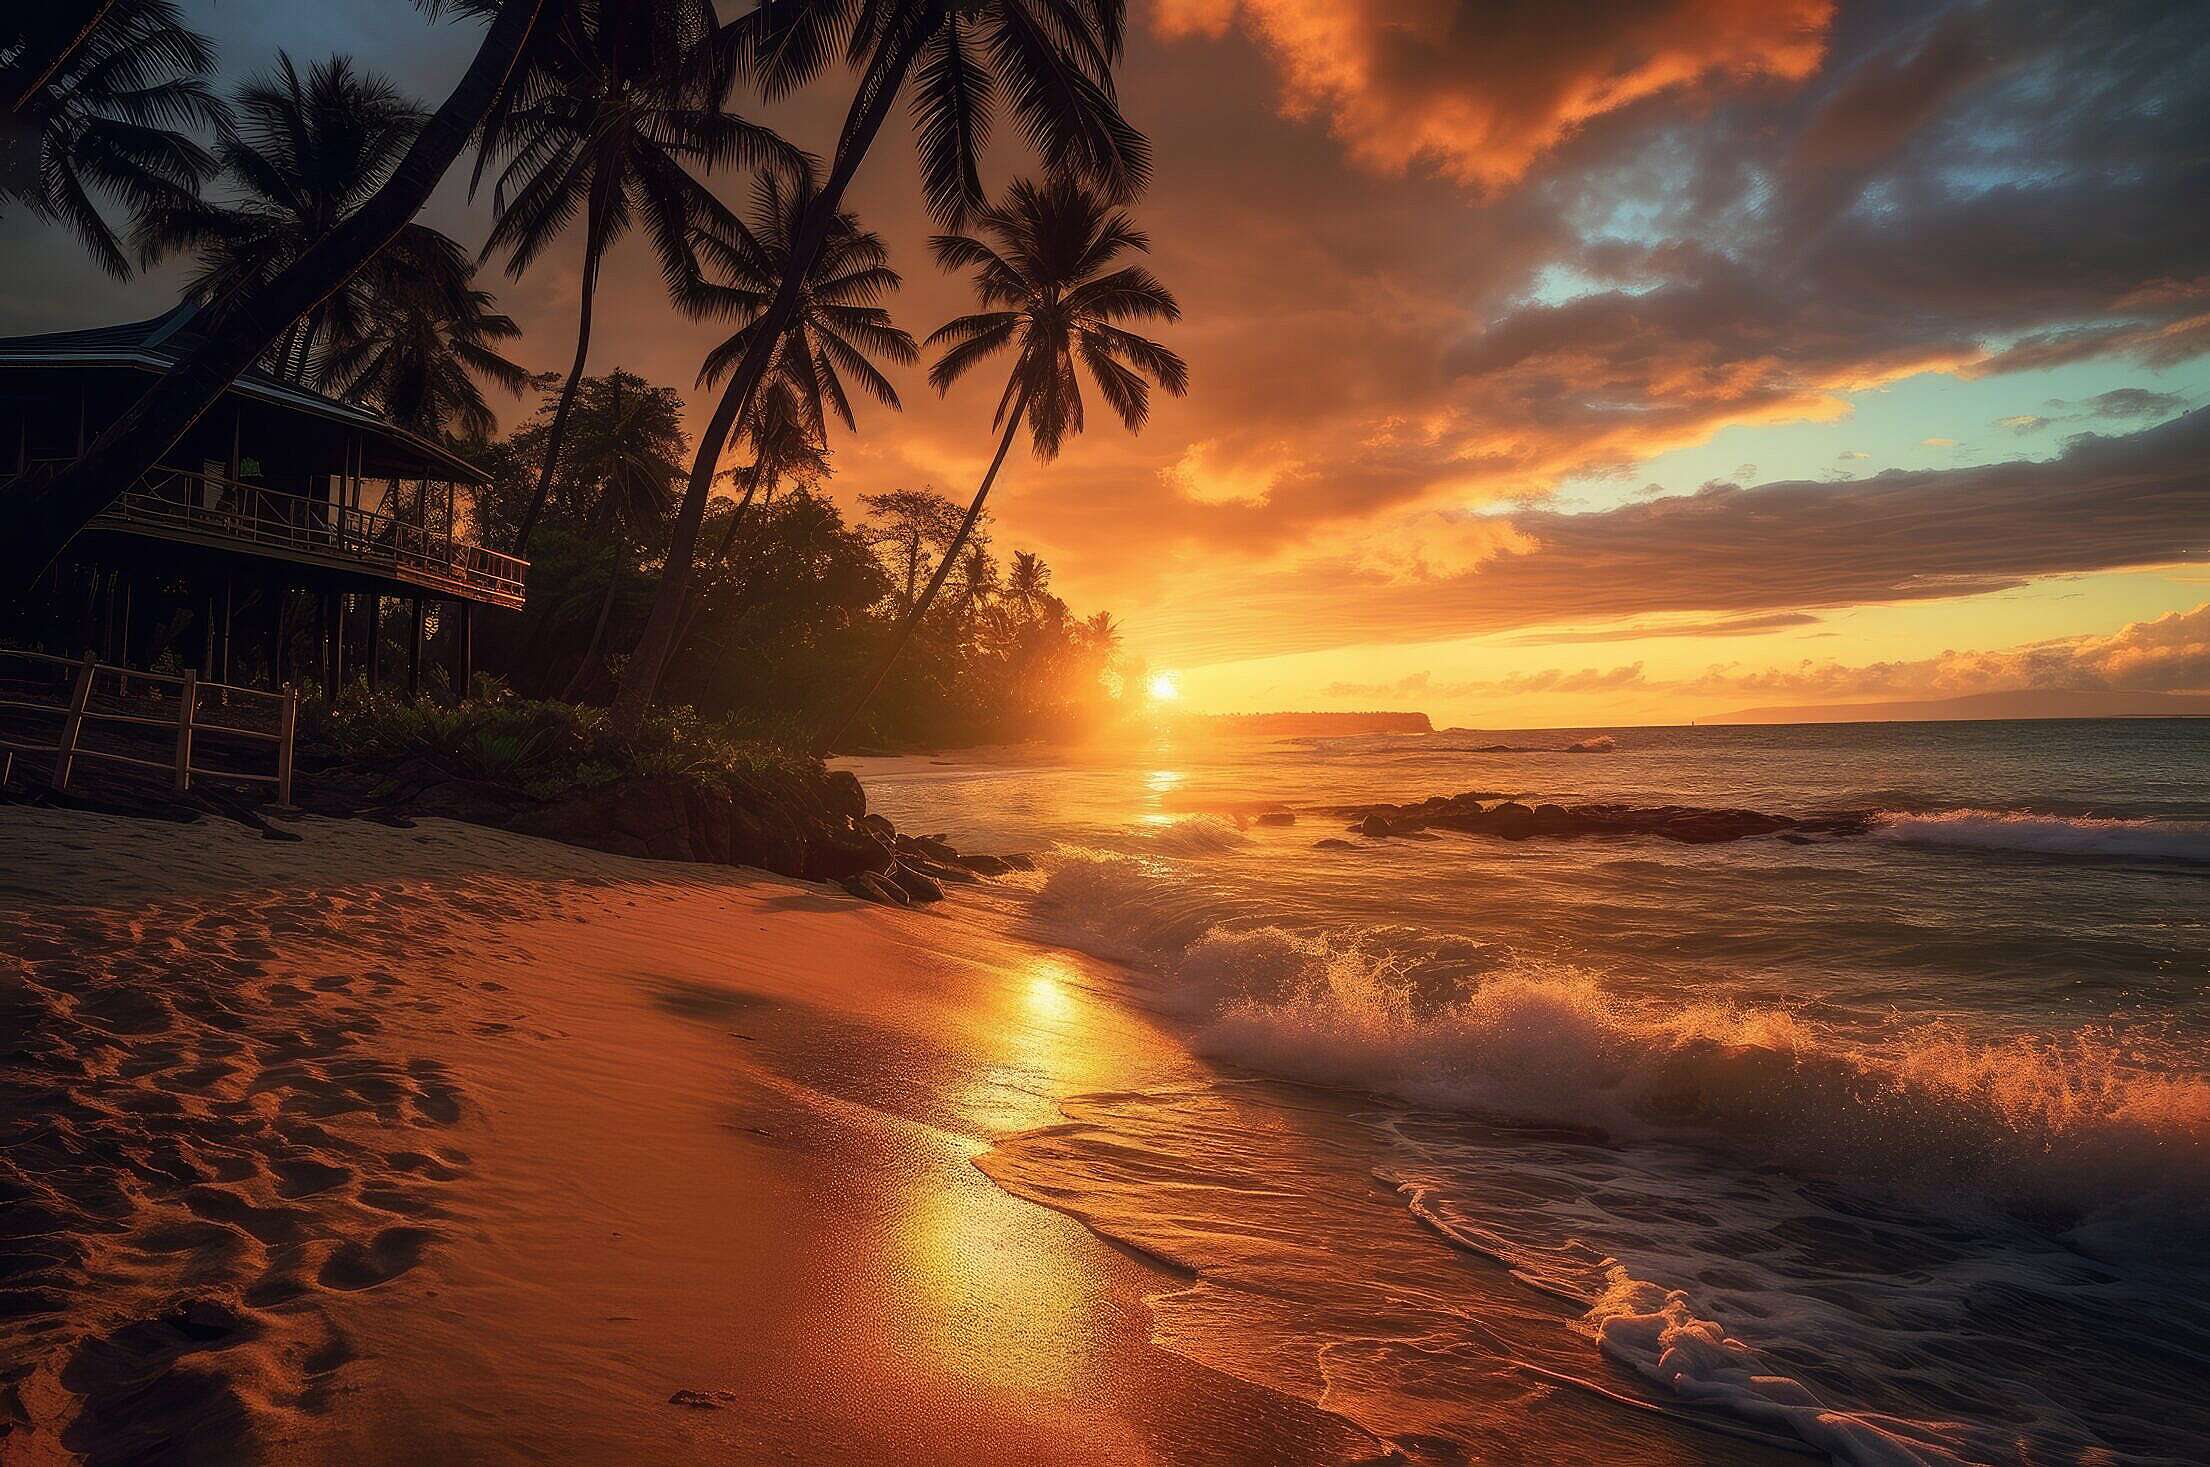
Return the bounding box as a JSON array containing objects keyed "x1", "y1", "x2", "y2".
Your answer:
[
  {"x1": 682, "y1": 165, "x2": 914, "y2": 536},
  {"x1": 475, "y1": 1, "x2": 790, "y2": 553},
  {"x1": 0, "y1": 0, "x2": 224, "y2": 278},
  {"x1": 3, "y1": 0, "x2": 550, "y2": 595},
  {"x1": 322, "y1": 265, "x2": 530, "y2": 439},
  {"x1": 609, "y1": 0, "x2": 1150, "y2": 736},
  {"x1": 816, "y1": 176, "x2": 1185, "y2": 752},
  {"x1": 136, "y1": 54, "x2": 475, "y2": 386}
]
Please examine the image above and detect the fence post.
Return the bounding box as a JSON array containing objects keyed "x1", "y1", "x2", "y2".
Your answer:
[
  {"x1": 52, "y1": 656, "x2": 96, "y2": 791},
  {"x1": 174, "y1": 669, "x2": 197, "y2": 792},
  {"x1": 275, "y1": 685, "x2": 298, "y2": 806}
]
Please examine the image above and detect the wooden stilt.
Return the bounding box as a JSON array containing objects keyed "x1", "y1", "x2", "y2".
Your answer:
[
  {"x1": 218, "y1": 576, "x2": 234, "y2": 688},
  {"x1": 271, "y1": 584, "x2": 290, "y2": 688},
  {"x1": 330, "y1": 593, "x2": 346, "y2": 690},
  {"x1": 366, "y1": 595, "x2": 382, "y2": 692},
  {"x1": 408, "y1": 596, "x2": 424, "y2": 700},
  {"x1": 459, "y1": 602, "x2": 474, "y2": 702}
]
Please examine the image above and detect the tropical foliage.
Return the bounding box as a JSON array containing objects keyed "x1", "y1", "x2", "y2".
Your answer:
[{"x1": 4, "y1": 0, "x2": 1176, "y2": 758}]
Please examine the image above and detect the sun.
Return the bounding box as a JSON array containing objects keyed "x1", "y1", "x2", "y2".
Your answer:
[{"x1": 1148, "y1": 671, "x2": 1181, "y2": 702}]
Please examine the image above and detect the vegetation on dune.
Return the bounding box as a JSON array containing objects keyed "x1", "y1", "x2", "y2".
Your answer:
[{"x1": 297, "y1": 689, "x2": 821, "y2": 803}]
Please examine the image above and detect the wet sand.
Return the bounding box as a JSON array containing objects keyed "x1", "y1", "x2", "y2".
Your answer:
[{"x1": 0, "y1": 807, "x2": 1796, "y2": 1464}]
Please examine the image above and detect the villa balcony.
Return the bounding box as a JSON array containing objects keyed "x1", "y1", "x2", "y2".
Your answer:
[{"x1": 84, "y1": 464, "x2": 527, "y2": 608}]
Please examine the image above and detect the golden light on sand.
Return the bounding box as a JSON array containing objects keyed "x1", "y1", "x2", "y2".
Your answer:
[{"x1": 1148, "y1": 671, "x2": 1180, "y2": 701}]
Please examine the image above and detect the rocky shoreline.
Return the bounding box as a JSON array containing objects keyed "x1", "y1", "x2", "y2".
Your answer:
[
  {"x1": 1, "y1": 749, "x2": 1028, "y2": 908},
  {"x1": 289, "y1": 754, "x2": 1032, "y2": 907}
]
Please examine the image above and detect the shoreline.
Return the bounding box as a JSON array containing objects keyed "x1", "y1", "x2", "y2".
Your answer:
[{"x1": 2, "y1": 806, "x2": 1792, "y2": 1464}]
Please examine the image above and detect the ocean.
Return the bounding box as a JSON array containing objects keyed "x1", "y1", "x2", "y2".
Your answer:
[{"x1": 847, "y1": 719, "x2": 2210, "y2": 1466}]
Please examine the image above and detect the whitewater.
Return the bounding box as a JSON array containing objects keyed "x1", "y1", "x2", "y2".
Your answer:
[{"x1": 849, "y1": 718, "x2": 2210, "y2": 1466}]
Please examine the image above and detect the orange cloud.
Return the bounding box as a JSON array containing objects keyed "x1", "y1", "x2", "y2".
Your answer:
[{"x1": 1155, "y1": 0, "x2": 1835, "y2": 186}]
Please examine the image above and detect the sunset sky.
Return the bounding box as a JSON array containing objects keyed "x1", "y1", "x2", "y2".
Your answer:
[{"x1": 5, "y1": 0, "x2": 2206, "y2": 727}]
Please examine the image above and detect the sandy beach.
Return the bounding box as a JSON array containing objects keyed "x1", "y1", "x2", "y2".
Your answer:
[{"x1": 1, "y1": 805, "x2": 1806, "y2": 1465}]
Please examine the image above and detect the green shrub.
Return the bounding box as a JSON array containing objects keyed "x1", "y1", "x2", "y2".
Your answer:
[{"x1": 299, "y1": 690, "x2": 822, "y2": 801}]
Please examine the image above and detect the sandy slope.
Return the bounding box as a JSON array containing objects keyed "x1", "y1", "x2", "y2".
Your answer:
[{"x1": 0, "y1": 808, "x2": 1378, "y2": 1465}]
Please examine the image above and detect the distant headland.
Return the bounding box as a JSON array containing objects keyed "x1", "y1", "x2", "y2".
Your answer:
[{"x1": 1172, "y1": 711, "x2": 1433, "y2": 736}]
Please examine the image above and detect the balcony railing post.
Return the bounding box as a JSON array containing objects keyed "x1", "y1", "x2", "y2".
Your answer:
[
  {"x1": 275, "y1": 685, "x2": 298, "y2": 805},
  {"x1": 52, "y1": 656, "x2": 96, "y2": 791},
  {"x1": 173, "y1": 670, "x2": 196, "y2": 792}
]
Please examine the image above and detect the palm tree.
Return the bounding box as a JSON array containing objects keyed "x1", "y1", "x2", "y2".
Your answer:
[
  {"x1": 609, "y1": 0, "x2": 1150, "y2": 736},
  {"x1": 476, "y1": 1, "x2": 790, "y2": 554},
  {"x1": 0, "y1": 0, "x2": 224, "y2": 278},
  {"x1": 322, "y1": 265, "x2": 530, "y2": 439},
  {"x1": 689, "y1": 169, "x2": 915, "y2": 437},
  {"x1": 548, "y1": 371, "x2": 684, "y2": 700},
  {"x1": 136, "y1": 54, "x2": 476, "y2": 386},
  {"x1": 1002, "y1": 549, "x2": 1051, "y2": 624},
  {"x1": 4, "y1": 0, "x2": 549, "y2": 594},
  {"x1": 817, "y1": 176, "x2": 1185, "y2": 752}
]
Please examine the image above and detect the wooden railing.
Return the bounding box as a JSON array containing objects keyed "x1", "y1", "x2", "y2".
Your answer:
[
  {"x1": 81, "y1": 465, "x2": 526, "y2": 607},
  {"x1": 0, "y1": 649, "x2": 297, "y2": 803}
]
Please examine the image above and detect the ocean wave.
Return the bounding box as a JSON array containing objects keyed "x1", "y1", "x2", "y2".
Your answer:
[
  {"x1": 1131, "y1": 814, "x2": 1253, "y2": 854},
  {"x1": 1873, "y1": 809, "x2": 2210, "y2": 863},
  {"x1": 1027, "y1": 852, "x2": 2210, "y2": 1244},
  {"x1": 1194, "y1": 930, "x2": 2207, "y2": 1233}
]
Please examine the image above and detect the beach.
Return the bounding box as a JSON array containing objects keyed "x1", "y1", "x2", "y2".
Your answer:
[{"x1": 2, "y1": 803, "x2": 1798, "y2": 1466}]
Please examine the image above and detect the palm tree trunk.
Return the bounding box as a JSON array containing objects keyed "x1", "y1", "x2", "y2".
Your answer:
[
  {"x1": 513, "y1": 198, "x2": 609, "y2": 554},
  {"x1": 0, "y1": 0, "x2": 547, "y2": 593},
  {"x1": 814, "y1": 382, "x2": 1028, "y2": 755},
  {"x1": 607, "y1": 0, "x2": 945, "y2": 738},
  {"x1": 560, "y1": 560, "x2": 621, "y2": 704},
  {"x1": 3, "y1": 3, "x2": 120, "y2": 115},
  {"x1": 669, "y1": 460, "x2": 768, "y2": 654}
]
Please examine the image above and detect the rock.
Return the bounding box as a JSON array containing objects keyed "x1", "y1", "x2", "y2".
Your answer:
[
  {"x1": 821, "y1": 769, "x2": 866, "y2": 820},
  {"x1": 1313, "y1": 837, "x2": 1355, "y2": 849},
  {"x1": 889, "y1": 863, "x2": 944, "y2": 903},
  {"x1": 669, "y1": 1390, "x2": 736, "y2": 1410},
  {"x1": 1486, "y1": 801, "x2": 1537, "y2": 838},
  {"x1": 841, "y1": 873, "x2": 909, "y2": 906},
  {"x1": 1253, "y1": 810, "x2": 1296, "y2": 826},
  {"x1": 1358, "y1": 813, "x2": 1393, "y2": 838},
  {"x1": 862, "y1": 812, "x2": 896, "y2": 841},
  {"x1": 952, "y1": 852, "x2": 1012, "y2": 876},
  {"x1": 1000, "y1": 852, "x2": 1036, "y2": 871}
]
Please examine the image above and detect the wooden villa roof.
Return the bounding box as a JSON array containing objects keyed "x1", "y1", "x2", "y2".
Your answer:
[{"x1": 0, "y1": 303, "x2": 488, "y2": 485}]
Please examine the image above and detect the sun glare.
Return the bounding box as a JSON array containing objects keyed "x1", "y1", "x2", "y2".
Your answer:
[{"x1": 1148, "y1": 672, "x2": 1181, "y2": 701}]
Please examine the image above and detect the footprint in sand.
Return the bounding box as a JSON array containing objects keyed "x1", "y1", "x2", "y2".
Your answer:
[
  {"x1": 271, "y1": 1157, "x2": 353, "y2": 1199},
  {"x1": 316, "y1": 1226, "x2": 435, "y2": 1291}
]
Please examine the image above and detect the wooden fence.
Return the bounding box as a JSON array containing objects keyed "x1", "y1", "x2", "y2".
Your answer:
[{"x1": 0, "y1": 649, "x2": 297, "y2": 803}]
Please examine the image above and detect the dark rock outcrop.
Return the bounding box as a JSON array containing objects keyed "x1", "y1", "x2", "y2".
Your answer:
[{"x1": 1329, "y1": 789, "x2": 1874, "y2": 846}]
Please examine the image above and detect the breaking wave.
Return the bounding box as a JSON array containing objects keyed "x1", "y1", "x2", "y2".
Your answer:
[
  {"x1": 1130, "y1": 814, "x2": 1253, "y2": 855},
  {"x1": 1030, "y1": 850, "x2": 2210, "y2": 1246},
  {"x1": 1873, "y1": 809, "x2": 2210, "y2": 863}
]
